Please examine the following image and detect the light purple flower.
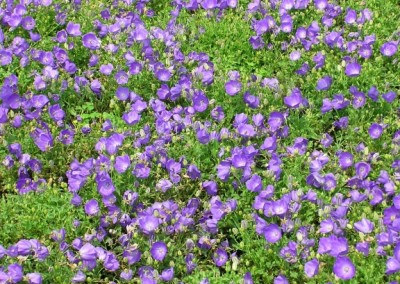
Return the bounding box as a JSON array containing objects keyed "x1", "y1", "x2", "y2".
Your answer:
[
  {"x1": 84, "y1": 199, "x2": 99, "y2": 216},
  {"x1": 333, "y1": 256, "x2": 356, "y2": 280},
  {"x1": 354, "y1": 218, "x2": 374, "y2": 234},
  {"x1": 381, "y1": 41, "x2": 398, "y2": 57},
  {"x1": 264, "y1": 224, "x2": 282, "y2": 243},
  {"x1": 345, "y1": 61, "x2": 361, "y2": 77},
  {"x1": 79, "y1": 243, "x2": 97, "y2": 261},
  {"x1": 82, "y1": 33, "x2": 101, "y2": 50},
  {"x1": 225, "y1": 80, "x2": 242, "y2": 96},
  {"x1": 305, "y1": 258, "x2": 319, "y2": 278}
]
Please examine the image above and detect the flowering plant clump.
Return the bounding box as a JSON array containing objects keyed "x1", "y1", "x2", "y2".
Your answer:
[{"x1": 0, "y1": 0, "x2": 399, "y2": 283}]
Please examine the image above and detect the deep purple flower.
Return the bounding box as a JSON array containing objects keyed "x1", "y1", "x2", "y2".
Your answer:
[
  {"x1": 160, "y1": 267, "x2": 174, "y2": 281},
  {"x1": 368, "y1": 123, "x2": 383, "y2": 139},
  {"x1": 333, "y1": 116, "x2": 349, "y2": 129},
  {"x1": 333, "y1": 256, "x2": 356, "y2": 280},
  {"x1": 213, "y1": 248, "x2": 228, "y2": 267},
  {"x1": 345, "y1": 8, "x2": 357, "y2": 25},
  {"x1": 284, "y1": 88, "x2": 307, "y2": 109},
  {"x1": 355, "y1": 242, "x2": 370, "y2": 256},
  {"x1": 323, "y1": 173, "x2": 336, "y2": 191},
  {"x1": 104, "y1": 252, "x2": 120, "y2": 271},
  {"x1": 382, "y1": 91, "x2": 397, "y2": 103},
  {"x1": 193, "y1": 91, "x2": 209, "y2": 113}
]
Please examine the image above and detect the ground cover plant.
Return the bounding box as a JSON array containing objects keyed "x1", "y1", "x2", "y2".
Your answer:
[{"x1": 0, "y1": 0, "x2": 399, "y2": 283}]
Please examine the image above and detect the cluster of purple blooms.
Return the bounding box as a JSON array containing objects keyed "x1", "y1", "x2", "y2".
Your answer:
[
  {"x1": 0, "y1": 239, "x2": 48, "y2": 283},
  {"x1": 0, "y1": 0, "x2": 399, "y2": 283}
]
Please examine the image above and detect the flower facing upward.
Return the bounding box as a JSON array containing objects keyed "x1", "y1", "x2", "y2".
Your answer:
[
  {"x1": 150, "y1": 241, "x2": 168, "y2": 261},
  {"x1": 225, "y1": 80, "x2": 242, "y2": 96},
  {"x1": 333, "y1": 256, "x2": 356, "y2": 280},
  {"x1": 82, "y1": 33, "x2": 101, "y2": 50},
  {"x1": 213, "y1": 248, "x2": 228, "y2": 267},
  {"x1": 368, "y1": 123, "x2": 383, "y2": 139}
]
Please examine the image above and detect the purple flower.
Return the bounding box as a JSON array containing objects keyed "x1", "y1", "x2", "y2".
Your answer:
[
  {"x1": 160, "y1": 267, "x2": 174, "y2": 281},
  {"x1": 345, "y1": 8, "x2": 357, "y2": 25},
  {"x1": 213, "y1": 248, "x2": 228, "y2": 267},
  {"x1": 382, "y1": 91, "x2": 397, "y2": 103},
  {"x1": 72, "y1": 270, "x2": 86, "y2": 283},
  {"x1": 381, "y1": 41, "x2": 398, "y2": 57},
  {"x1": 354, "y1": 218, "x2": 374, "y2": 234},
  {"x1": 104, "y1": 252, "x2": 120, "y2": 271},
  {"x1": 79, "y1": 243, "x2": 97, "y2": 261},
  {"x1": 316, "y1": 76, "x2": 333, "y2": 91},
  {"x1": 321, "y1": 133, "x2": 333, "y2": 148},
  {"x1": 322, "y1": 173, "x2": 336, "y2": 191},
  {"x1": 355, "y1": 162, "x2": 371, "y2": 179},
  {"x1": 114, "y1": 155, "x2": 130, "y2": 174},
  {"x1": 368, "y1": 123, "x2": 383, "y2": 139},
  {"x1": 243, "y1": 272, "x2": 254, "y2": 284},
  {"x1": 202, "y1": 181, "x2": 218, "y2": 195},
  {"x1": 338, "y1": 152, "x2": 353, "y2": 169},
  {"x1": 0, "y1": 50, "x2": 13, "y2": 66},
  {"x1": 139, "y1": 214, "x2": 159, "y2": 234},
  {"x1": 238, "y1": 124, "x2": 256, "y2": 138},
  {"x1": 66, "y1": 22, "x2": 82, "y2": 36},
  {"x1": 264, "y1": 224, "x2": 282, "y2": 243},
  {"x1": 345, "y1": 61, "x2": 361, "y2": 77},
  {"x1": 246, "y1": 174, "x2": 262, "y2": 192},
  {"x1": 31, "y1": 128, "x2": 53, "y2": 152},
  {"x1": 334, "y1": 116, "x2": 349, "y2": 129},
  {"x1": 355, "y1": 242, "x2": 370, "y2": 256},
  {"x1": 26, "y1": 273, "x2": 43, "y2": 284},
  {"x1": 333, "y1": 256, "x2": 356, "y2": 280},
  {"x1": 274, "y1": 275, "x2": 289, "y2": 284},
  {"x1": 150, "y1": 241, "x2": 167, "y2": 260},
  {"x1": 225, "y1": 80, "x2": 242, "y2": 96},
  {"x1": 84, "y1": 199, "x2": 99, "y2": 216},
  {"x1": 305, "y1": 258, "x2": 319, "y2": 278},
  {"x1": 82, "y1": 33, "x2": 101, "y2": 50},
  {"x1": 386, "y1": 257, "x2": 400, "y2": 274},
  {"x1": 193, "y1": 91, "x2": 209, "y2": 113},
  {"x1": 284, "y1": 88, "x2": 308, "y2": 109},
  {"x1": 7, "y1": 263, "x2": 23, "y2": 283}
]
